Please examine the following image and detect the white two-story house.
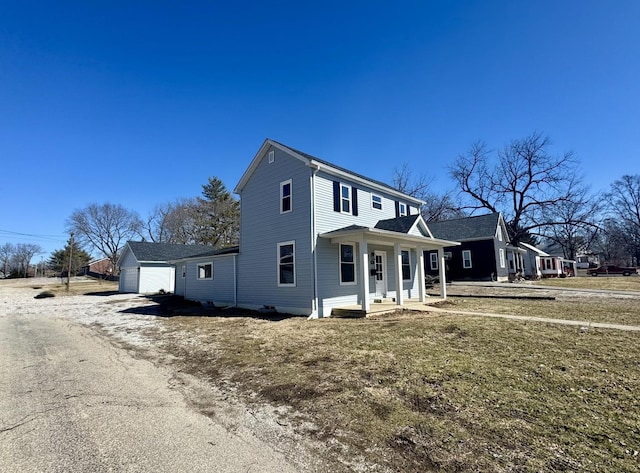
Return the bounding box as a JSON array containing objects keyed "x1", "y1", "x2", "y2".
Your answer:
[{"x1": 172, "y1": 139, "x2": 458, "y2": 318}]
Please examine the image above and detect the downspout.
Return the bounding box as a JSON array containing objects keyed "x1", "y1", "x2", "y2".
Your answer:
[
  {"x1": 233, "y1": 253, "x2": 237, "y2": 307},
  {"x1": 308, "y1": 163, "x2": 320, "y2": 319}
]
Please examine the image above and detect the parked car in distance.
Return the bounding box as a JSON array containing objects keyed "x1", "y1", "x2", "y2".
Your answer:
[{"x1": 589, "y1": 264, "x2": 639, "y2": 276}]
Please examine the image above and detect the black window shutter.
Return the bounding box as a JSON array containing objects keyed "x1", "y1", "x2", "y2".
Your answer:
[
  {"x1": 333, "y1": 181, "x2": 340, "y2": 212},
  {"x1": 352, "y1": 187, "x2": 358, "y2": 216},
  {"x1": 395, "y1": 201, "x2": 400, "y2": 218}
]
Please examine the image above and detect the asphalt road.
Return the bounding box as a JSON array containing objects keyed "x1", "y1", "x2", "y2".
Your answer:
[{"x1": 0, "y1": 314, "x2": 298, "y2": 473}]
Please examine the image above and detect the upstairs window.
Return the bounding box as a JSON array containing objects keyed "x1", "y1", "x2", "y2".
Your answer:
[
  {"x1": 462, "y1": 250, "x2": 472, "y2": 269},
  {"x1": 339, "y1": 243, "x2": 356, "y2": 285},
  {"x1": 371, "y1": 194, "x2": 382, "y2": 210},
  {"x1": 333, "y1": 181, "x2": 359, "y2": 216},
  {"x1": 401, "y1": 250, "x2": 411, "y2": 280},
  {"x1": 497, "y1": 225, "x2": 503, "y2": 241},
  {"x1": 277, "y1": 241, "x2": 296, "y2": 287},
  {"x1": 280, "y1": 179, "x2": 292, "y2": 213},
  {"x1": 340, "y1": 184, "x2": 351, "y2": 213},
  {"x1": 396, "y1": 201, "x2": 407, "y2": 217},
  {"x1": 197, "y1": 262, "x2": 213, "y2": 280},
  {"x1": 430, "y1": 253, "x2": 438, "y2": 270}
]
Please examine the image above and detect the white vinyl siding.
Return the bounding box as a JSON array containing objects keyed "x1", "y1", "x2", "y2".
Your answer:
[
  {"x1": 236, "y1": 145, "x2": 312, "y2": 314},
  {"x1": 462, "y1": 250, "x2": 472, "y2": 269},
  {"x1": 430, "y1": 252, "x2": 438, "y2": 270},
  {"x1": 181, "y1": 255, "x2": 236, "y2": 305},
  {"x1": 339, "y1": 243, "x2": 356, "y2": 285},
  {"x1": 277, "y1": 241, "x2": 296, "y2": 287},
  {"x1": 280, "y1": 179, "x2": 292, "y2": 213}
]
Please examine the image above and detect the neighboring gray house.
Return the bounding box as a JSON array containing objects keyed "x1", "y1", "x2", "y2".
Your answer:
[
  {"x1": 176, "y1": 138, "x2": 458, "y2": 318},
  {"x1": 118, "y1": 242, "x2": 215, "y2": 294}
]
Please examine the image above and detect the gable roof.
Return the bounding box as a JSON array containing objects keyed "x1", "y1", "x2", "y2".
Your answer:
[
  {"x1": 520, "y1": 242, "x2": 550, "y2": 256},
  {"x1": 169, "y1": 245, "x2": 240, "y2": 262},
  {"x1": 120, "y1": 241, "x2": 236, "y2": 264},
  {"x1": 375, "y1": 215, "x2": 420, "y2": 233},
  {"x1": 234, "y1": 138, "x2": 424, "y2": 205},
  {"x1": 427, "y1": 213, "x2": 507, "y2": 242}
]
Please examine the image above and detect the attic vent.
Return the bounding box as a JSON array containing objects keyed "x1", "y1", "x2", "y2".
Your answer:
[{"x1": 268, "y1": 150, "x2": 275, "y2": 163}]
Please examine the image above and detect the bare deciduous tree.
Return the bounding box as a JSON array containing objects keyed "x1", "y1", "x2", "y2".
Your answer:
[
  {"x1": 605, "y1": 175, "x2": 640, "y2": 265},
  {"x1": 12, "y1": 243, "x2": 43, "y2": 277},
  {"x1": 142, "y1": 199, "x2": 198, "y2": 244},
  {"x1": 67, "y1": 203, "x2": 142, "y2": 273},
  {"x1": 0, "y1": 243, "x2": 13, "y2": 277},
  {"x1": 392, "y1": 163, "x2": 463, "y2": 222},
  {"x1": 450, "y1": 132, "x2": 580, "y2": 244},
  {"x1": 540, "y1": 181, "x2": 603, "y2": 259}
]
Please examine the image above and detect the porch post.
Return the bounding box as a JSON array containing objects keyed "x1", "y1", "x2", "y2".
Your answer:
[
  {"x1": 438, "y1": 247, "x2": 447, "y2": 299},
  {"x1": 417, "y1": 246, "x2": 425, "y2": 303},
  {"x1": 360, "y1": 238, "x2": 370, "y2": 312},
  {"x1": 395, "y1": 242, "x2": 403, "y2": 306}
]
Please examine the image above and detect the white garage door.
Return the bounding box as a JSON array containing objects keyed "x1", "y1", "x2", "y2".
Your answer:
[
  {"x1": 119, "y1": 267, "x2": 138, "y2": 293},
  {"x1": 139, "y1": 266, "x2": 174, "y2": 294}
]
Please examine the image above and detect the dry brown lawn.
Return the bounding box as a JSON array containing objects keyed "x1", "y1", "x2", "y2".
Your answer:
[
  {"x1": 147, "y1": 296, "x2": 640, "y2": 472},
  {"x1": 533, "y1": 274, "x2": 640, "y2": 292},
  {"x1": 9, "y1": 277, "x2": 638, "y2": 471}
]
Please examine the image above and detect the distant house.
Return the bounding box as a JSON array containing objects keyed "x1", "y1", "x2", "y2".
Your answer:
[
  {"x1": 174, "y1": 138, "x2": 459, "y2": 317},
  {"x1": 425, "y1": 213, "x2": 511, "y2": 282},
  {"x1": 81, "y1": 257, "x2": 114, "y2": 278},
  {"x1": 520, "y1": 242, "x2": 577, "y2": 278},
  {"x1": 117, "y1": 242, "x2": 215, "y2": 294}
]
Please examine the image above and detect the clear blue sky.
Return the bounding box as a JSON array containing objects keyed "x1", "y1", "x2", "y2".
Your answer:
[{"x1": 1, "y1": 1, "x2": 639, "y2": 258}]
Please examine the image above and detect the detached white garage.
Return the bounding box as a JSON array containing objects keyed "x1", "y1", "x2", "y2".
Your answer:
[{"x1": 117, "y1": 242, "x2": 214, "y2": 294}]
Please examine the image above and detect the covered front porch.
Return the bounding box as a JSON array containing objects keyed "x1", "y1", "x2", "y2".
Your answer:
[{"x1": 319, "y1": 216, "x2": 460, "y2": 316}]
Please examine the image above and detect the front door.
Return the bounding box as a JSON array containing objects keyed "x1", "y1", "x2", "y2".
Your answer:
[{"x1": 374, "y1": 251, "x2": 387, "y2": 296}]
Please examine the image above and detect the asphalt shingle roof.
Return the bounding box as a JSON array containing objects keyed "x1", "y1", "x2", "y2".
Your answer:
[
  {"x1": 126, "y1": 241, "x2": 238, "y2": 262},
  {"x1": 374, "y1": 215, "x2": 419, "y2": 233},
  {"x1": 271, "y1": 140, "x2": 410, "y2": 198},
  {"x1": 427, "y1": 213, "x2": 501, "y2": 241}
]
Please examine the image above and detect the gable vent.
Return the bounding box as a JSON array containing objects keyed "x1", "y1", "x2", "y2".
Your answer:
[{"x1": 268, "y1": 150, "x2": 275, "y2": 163}]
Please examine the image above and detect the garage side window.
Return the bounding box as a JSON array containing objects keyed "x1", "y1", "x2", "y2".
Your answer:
[{"x1": 197, "y1": 262, "x2": 213, "y2": 280}]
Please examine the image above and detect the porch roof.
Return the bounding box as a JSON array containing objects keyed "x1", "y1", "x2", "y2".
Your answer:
[
  {"x1": 507, "y1": 244, "x2": 528, "y2": 254},
  {"x1": 319, "y1": 223, "x2": 459, "y2": 249}
]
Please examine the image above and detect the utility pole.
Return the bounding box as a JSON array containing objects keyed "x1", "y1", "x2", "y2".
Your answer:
[{"x1": 66, "y1": 232, "x2": 74, "y2": 292}]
